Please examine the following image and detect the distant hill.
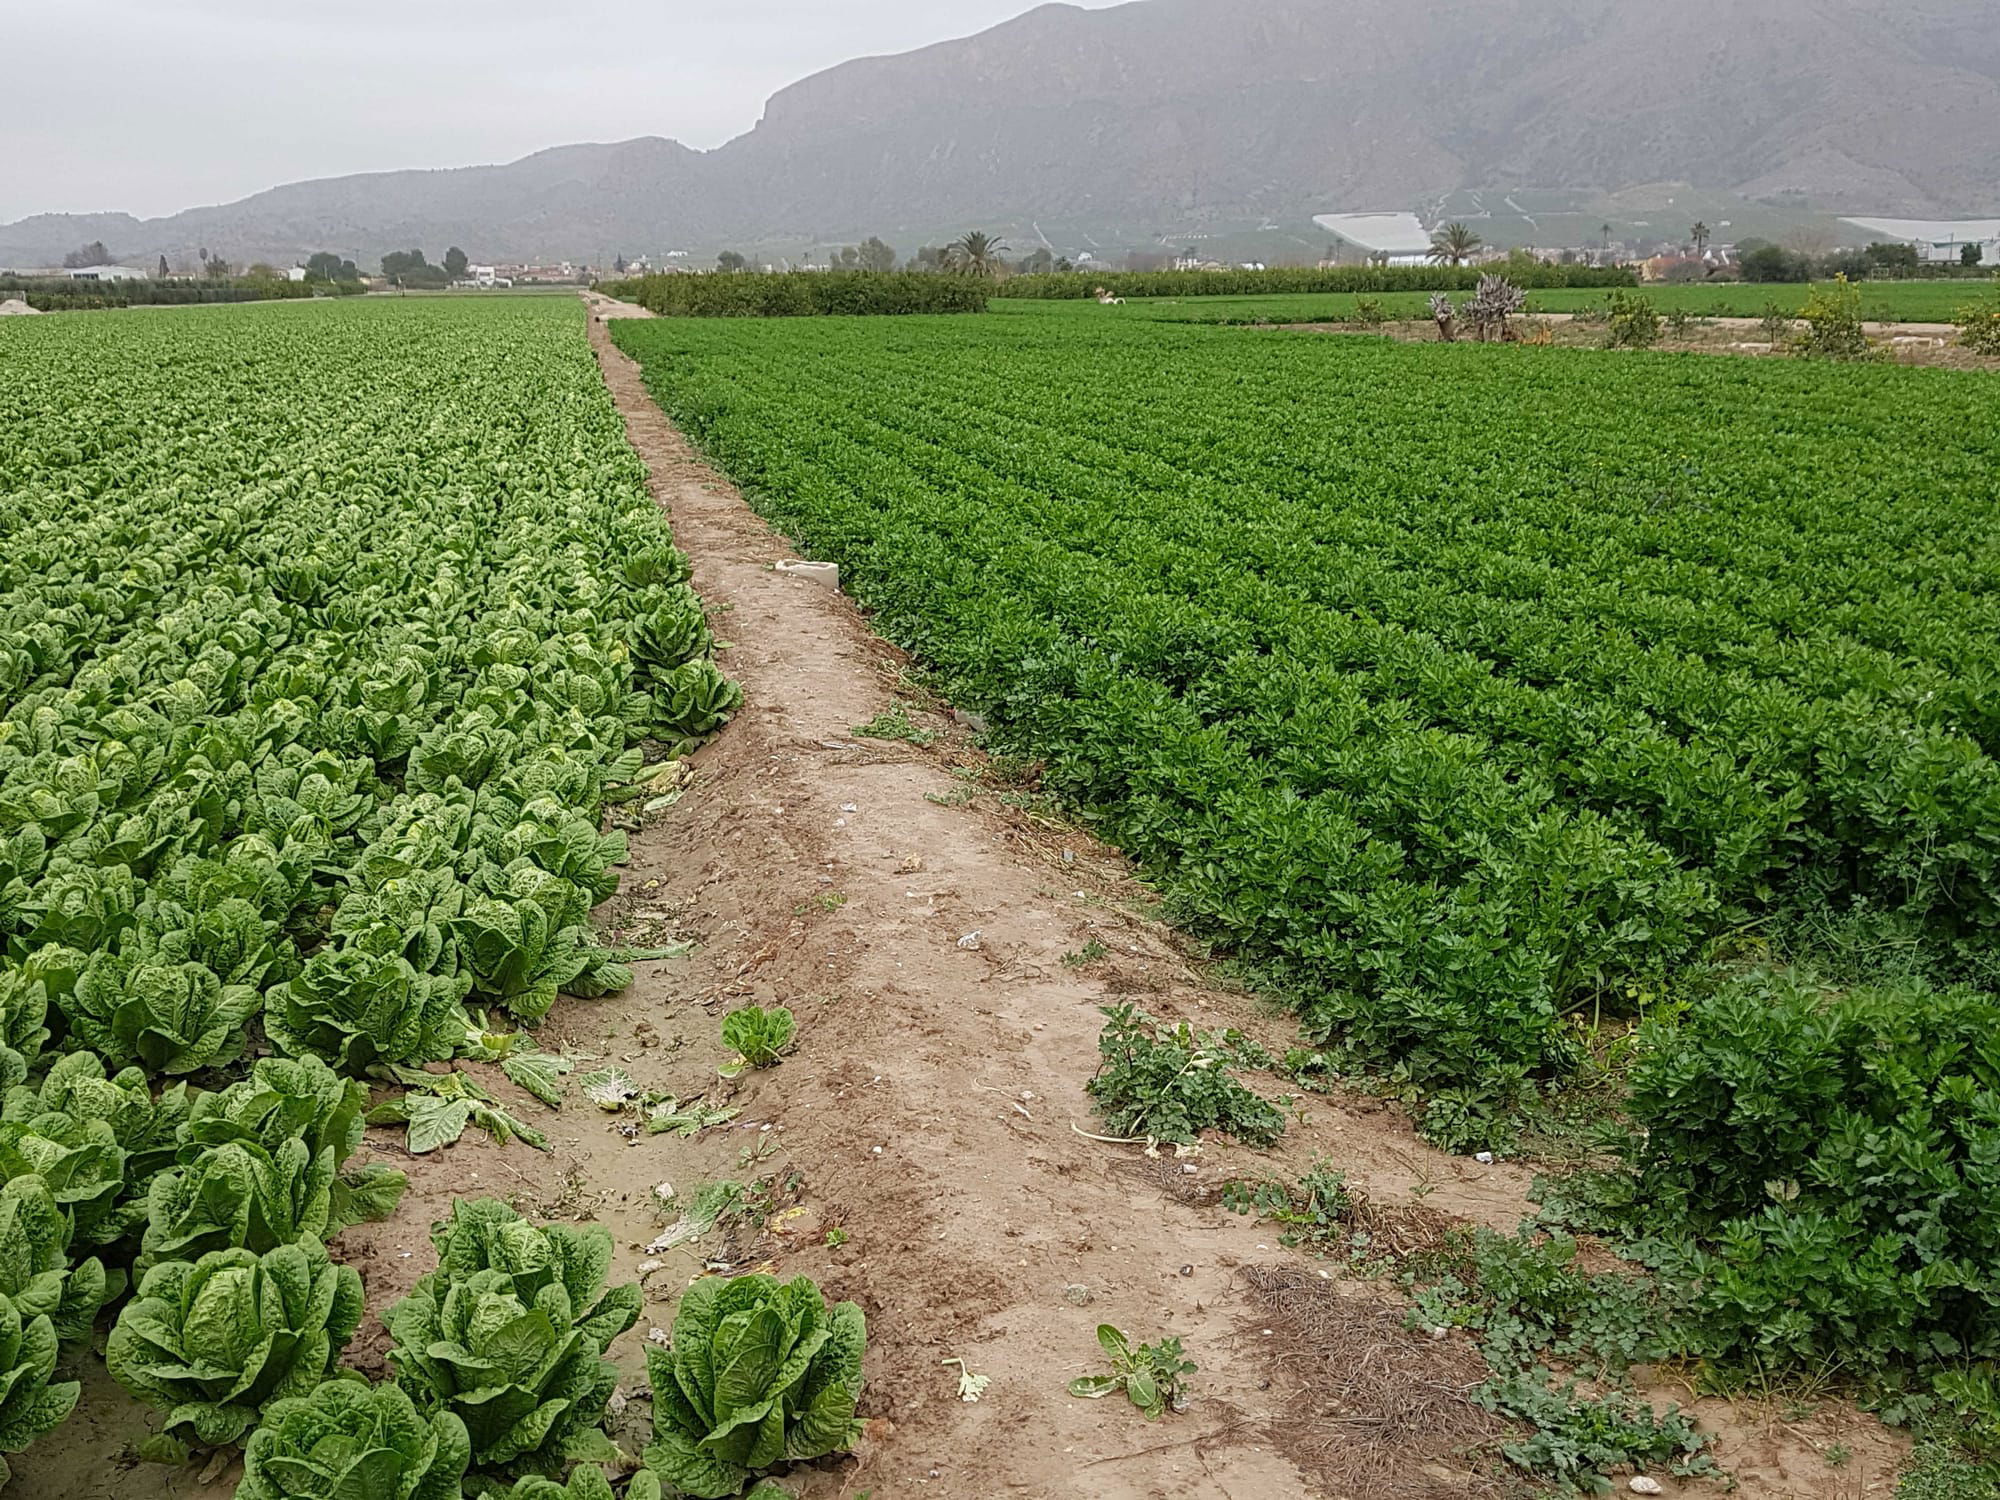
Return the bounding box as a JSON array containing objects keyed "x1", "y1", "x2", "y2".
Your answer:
[{"x1": 5, "y1": 0, "x2": 1997, "y2": 268}]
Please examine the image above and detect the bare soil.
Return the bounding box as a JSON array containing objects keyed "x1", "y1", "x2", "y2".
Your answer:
[
  {"x1": 1270, "y1": 313, "x2": 1999, "y2": 371},
  {"x1": 15, "y1": 291, "x2": 1910, "y2": 1499}
]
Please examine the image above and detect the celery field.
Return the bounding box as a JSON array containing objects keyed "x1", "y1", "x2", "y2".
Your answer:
[{"x1": 615, "y1": 310, "x2": 2000, "y2": 1116}]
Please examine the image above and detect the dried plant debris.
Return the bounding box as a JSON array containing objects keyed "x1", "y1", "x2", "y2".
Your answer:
[{"x1": 1239, "y1": 1265, "x2": 1507, "y2": 1500}]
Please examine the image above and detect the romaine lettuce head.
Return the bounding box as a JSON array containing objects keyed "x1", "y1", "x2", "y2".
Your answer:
[
  {"x1": 0, "y1": 1174, "x2": 118, "y2": 1346},
  {"x1": 0, "y1": 1289, "x2": 81, "y2": 1485},
  {"x1": 268, "y1": 946, "x2": 471, "y2": 1073},
  {"x1": 644, "y1": 1273, "x2": 865, "y2": 1499},
  {"x1": 428, "y1": 1199, "x2": 640, "y2": 1353},
  {"x1": 384, "y1": 1266, "x2": 618, "y2": 1476},
  {"x1": 136, "y1": 1138, "x2": 333, "y2": 1274},
  {"x1": 106, "y1": 1237, "x2": 363, "y2": 1450},
  {"x1": 238, "y1": 1377, "x2": 470, "y2": 1500}
]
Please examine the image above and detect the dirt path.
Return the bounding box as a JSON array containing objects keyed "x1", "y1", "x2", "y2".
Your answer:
[
  {"x1": 584, "y1": 295, "x2": 1330, "y2": 1498},
  {"x1": 568, "y1": 295, "x2": 1907, "y2": 1499}
]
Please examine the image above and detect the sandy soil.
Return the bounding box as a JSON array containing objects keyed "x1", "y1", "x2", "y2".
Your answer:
[{"x1": 13, "y1": 290, "x2": 1910, "y2": 1500}]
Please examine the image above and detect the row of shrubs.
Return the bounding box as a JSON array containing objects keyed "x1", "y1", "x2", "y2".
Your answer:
[
  {"x1": 993, "y1": 263, "x2": 1638, "y2": 299},
  {"x1": 0, "y1": 276, "x2": 358, "y2": 312},
  {"x1": 602, "y1": 270, "x2": 988, "y2": 318}
]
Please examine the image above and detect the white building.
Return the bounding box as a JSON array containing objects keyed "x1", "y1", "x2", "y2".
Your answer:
[
  {"x1": 1841, "y1": 217, "x2": 2000, "y2": 265},
  {"x1": 286, "y1": 266, "x2": 309, "y2": 282},
  {"x1": 1313, "y1": 212, "x2": 1436, "y2": 266},
  {"x1": 66, "y1": 264, "x2": 149, "y2": 281}
]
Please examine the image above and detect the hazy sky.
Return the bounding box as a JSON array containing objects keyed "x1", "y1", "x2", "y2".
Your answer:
[{"x1": 0, "y1": 0, "x2": 1124, "y2": 223}]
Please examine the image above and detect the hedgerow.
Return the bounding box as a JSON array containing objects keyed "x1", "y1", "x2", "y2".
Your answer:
[{"x1": 604, "y1": 270, "x2": 987, "y2": 317}]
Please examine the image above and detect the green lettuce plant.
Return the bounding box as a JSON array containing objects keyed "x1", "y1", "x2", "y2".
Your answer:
[
  {"x1": 0, "y1": 962, "x2": 54, "y2": 1092},
  {"x1": 16, "y1": 860, "x2": 137, "y2": 954},
  {"x1": 477, "y1": 798, "x2": 629, "y2": 906},
  {"x1": 504, "y1": 1467, "x2": 664, "y2": 1500},
  {"x1": 329, "y1": 864, "x2": 466, "y2": 974},
  {"x1": 644, "y1": 1273, "x2": 865, "y2": 1499},
  {"x1": 106, "y1": 1238, "x2": 363, "y2": 1453},
  {"x1": 457, "y1": 887, "x2": 592, "y2": 1026},
  {"x1": 60, "y1": 954, "x2": 259, "y2": 1075},
  {"x1": 7, "y1": 1049, "x2": 190, "y2": 1182},
  {"x1": 0, "y1": 1109, "x2": 128, "y2": 1248},
  {"x1": 237, "y1": 1378, "x2": 471, "y2": 1500},
  {"x1": 426, "y1": 1200, "x2": 640, "y2": 1351},
  {"x1": 3, "y1": 1049, "x2": 191, "y2": 1246},
  {"x1": 719, "y1": 1005, "x2": 796, "y2": 1077},
  {"x1": 384, "y1": 1265, "x2": 621, "y2": 1477},
  {"x1": 649, "y1": 659, "x2": 742, "y2": 740},
  {"x1": 183, "y1": 1054, "x2": 407, "y2": 1227},
  {"x1": 267, "y1": 946, "x2": 472, "y2": 1073},
  {"x1": 631, "y1": 588, "x2": 714, "y2": 676},
  {"x1": 0, "y1": 1175, "x2": 118, "y2": 1346},
  {"x1": 0, "y1": 1290, "x2": 80, "y2": 1484},
  {"x1": 136, "y1": 1138, "x2": 333, "y2": 1273},
  {"x1": 126, "y1": 893, "x2": 285, "y2": 989}
]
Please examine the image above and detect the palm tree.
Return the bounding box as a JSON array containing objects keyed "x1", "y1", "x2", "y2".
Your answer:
[
  {"x1": 948, "y1": 230, "x2": 1010, "y2": 278},
  {"x1": 1690, "y1": 221, "x2": 1711, "y2": 258},
  {"x1": 1426, "y1": 222, "x2": 1483, "y2": 267}
]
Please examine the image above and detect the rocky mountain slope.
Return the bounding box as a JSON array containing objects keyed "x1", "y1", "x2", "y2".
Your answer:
[{"x1": 5, "y1": 0, "x2": 1994, "y2": 267}]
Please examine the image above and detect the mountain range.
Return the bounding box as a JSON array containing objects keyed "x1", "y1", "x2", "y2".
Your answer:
[{"x1": 5, "y1": 0, "x2": 1997, "y2": 269}]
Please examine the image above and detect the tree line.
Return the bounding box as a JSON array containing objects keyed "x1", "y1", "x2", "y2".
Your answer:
[{"x1": 694, "y1": 231, "x2": 1071, "y2": 280}]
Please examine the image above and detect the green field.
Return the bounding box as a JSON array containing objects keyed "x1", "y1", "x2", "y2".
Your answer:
[
  {"x1": 993, "y1": 279, "x2": 1988, "y2": 326},
  {"x1": 615, "y1": 301, "x2": 2000, "y2": 1390},
  {"x1": 0, "y1": 297, "x2": 733, "y2": 1481},
  {"x1": 614, "y1": 311, "x2": 2000, "y2": 1101}
]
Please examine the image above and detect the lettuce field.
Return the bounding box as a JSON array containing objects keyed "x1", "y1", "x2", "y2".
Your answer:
[
  {"x1": 615, "y1": 311, "x2": 2000, "y2": 1121},
  {"x1": 0, "y1": 297, "x2": 736, "y2": 1480}
]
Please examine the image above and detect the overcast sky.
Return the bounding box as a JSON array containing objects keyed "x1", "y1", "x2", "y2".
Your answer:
[{"x1": 0, "y1": 0, "x2": 1124, "y2": 224}]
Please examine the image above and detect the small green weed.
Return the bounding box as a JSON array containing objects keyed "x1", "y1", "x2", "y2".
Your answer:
[
  {"x1": 1898, "y1": 1441, "x2": 2000, "y2": 1500},
  {"x1": 1068, "y1": 1325, "x2": 1196, "y2": 1420},
  {"x1": 1405, "y1": 1228, "x2": 1675, "y2": 1378},
  {"x1": 1086, "y1": 1004, "x2": 1287, "y2": 1147},
  {"x1": 719, "y1": 1004, "x2": 797, "y2": 1076},
  {"x1": 853, "y1": 705, "x2": 936, "y2": 746},
  {"x1": 1477, "y1": 1374, "x2": 1717, "y2": 1493},
  {"x1": 1063, "y1": 939, "x2": 1109, "y2": 967},
  {"x1": 1222, "y1": 1160, "x2": 1356, "y2": 1257},
  {"x1": 824, "y1": 1227, "x2": 850, "y2": 1249}
]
